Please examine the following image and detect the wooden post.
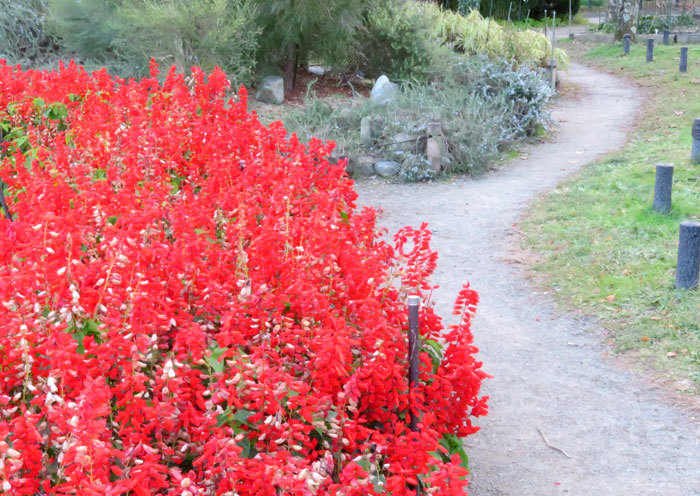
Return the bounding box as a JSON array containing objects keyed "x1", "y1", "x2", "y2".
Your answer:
[
  {"x1": 680, "y1": 46, "x2": 688, "y2": 72},
  {"x1": 691, "y1": 118, "x2": 700, "y2": 163},
  {"x1": 652, "y1": 164, "x2": 674, "y2": 214},
  {"x1": 647, "y1": 38, "x2": 654, "y2": 62},
  {"x1": 675, "y1": 222, "x2": 700, "y2": 289}
]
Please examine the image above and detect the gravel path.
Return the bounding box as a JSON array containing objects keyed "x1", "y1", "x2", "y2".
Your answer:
[{"x1": 355, "y1": 64, "x2": 700, "y2": 495}]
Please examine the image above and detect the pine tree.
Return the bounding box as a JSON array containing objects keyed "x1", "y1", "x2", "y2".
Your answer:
[{"x1": 254, "y1": 0, "x2": 367, "y2": 92}]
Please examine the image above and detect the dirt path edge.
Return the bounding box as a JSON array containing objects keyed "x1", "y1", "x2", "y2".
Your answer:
[{"x1": 355, "y1": 63, "x2": 700, "y2": 496}]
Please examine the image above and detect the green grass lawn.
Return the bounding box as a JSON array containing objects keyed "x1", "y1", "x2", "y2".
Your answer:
[{"x1": 523, "y1": 42, "x2": 700, "y2": 392}]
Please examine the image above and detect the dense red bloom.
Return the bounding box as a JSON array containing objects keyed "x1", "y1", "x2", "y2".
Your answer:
[{"x1": 0, "y1": 60, "x2": 488, "y2": 494}]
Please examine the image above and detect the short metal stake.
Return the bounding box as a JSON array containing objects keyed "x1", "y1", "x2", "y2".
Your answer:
[{"x1": 407, "y1": 295, "x2": 421, "y2": 433}]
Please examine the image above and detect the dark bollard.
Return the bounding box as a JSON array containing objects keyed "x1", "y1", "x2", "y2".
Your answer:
[
  {"x1": 652, "y1": 164, "x2": 673, "y2": 214},
  {"x1": 691, "y1": 118, "x2": 700, "y2": 163},
  {"x1": 680, "y1": 46, "x2": 688, "y2": 72},
  {"x1": 663, "y1": 30, "x2": 670, "y2": 46},
  {"x1": 675, "y1": 222, "x2": 700, "y2": 290},
  {"x1": 407, "y1": 295, "x2": 421, "y2": 432},
  {"x1": 0, "y1": 181, "x2": 11, "y2": 221},
  {"x1": 646, "y1": 38, "x2": 654, "y2": 62},
  {"x1": 623, "y1": 34, "x2": 631, "y2": 55}
]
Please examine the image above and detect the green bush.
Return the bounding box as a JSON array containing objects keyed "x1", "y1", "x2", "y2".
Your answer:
[
  {"x1": 47, "y1": 0, "x2": 117, "y2": 60},
  {"x1": 356, "y1": 0, "x2": 449, "y2": 82},
  {"x1": 254, "y1": 0, "x2": 366, "y2": 89},
  {"x1": 543, "y1": 0, "x2": 581, "y2": 18},
  {"x1": 597, "y1": 14, "x2": 696, "y2": 34},
  {"x1": 115, "y1": 0, "x2": 260, "y2": 84},
  {"x1": 438, "y1": 9, "x2": 569, "y2": 69},
  {"x1": 458, "y1": 0, "x2": 481, "y2": 13},
  {"x1": 0, "y1": 0, "x2": 53, "y2": 63},
  {"x1": 479, "y1": 0, "x2": 579, "y2": 20},
  {"x1": 47, "y1": 0, "x2": 260, "y2": 84}
]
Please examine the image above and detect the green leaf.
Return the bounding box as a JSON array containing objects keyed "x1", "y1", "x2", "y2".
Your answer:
[
  {"x1": 233, "y1": 408, "x2": 255, "y2": 427},
  {"x1": 424, "y1": 338, "x2": 443, "y2": 373},
  {"x1": 82, "y1": 318, "x2": 100, "y2": 337},
  {"x1": 205, "y1": 345, "x2": 228, "y2": 373},
  {"x1": 438, "y1": 432, "x2": 469, "y2": 473},
  {"x1": 92, "y1": 168, "x2": 107, "y2": 181}
]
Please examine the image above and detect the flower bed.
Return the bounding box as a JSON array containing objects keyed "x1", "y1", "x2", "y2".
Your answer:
[{"x1": 0, "y1": 61, "x2": 488, "y2": 495}]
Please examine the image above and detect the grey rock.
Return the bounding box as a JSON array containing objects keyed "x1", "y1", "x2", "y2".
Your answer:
[
  {"x1": 307, "y1": 65, "x2": 327, "y2": 76},
  {"x1": 374, "y1": 160, "x2": 400, "y2": 177},
  {"x1": 341, "y1": 156, "x2": 356, "y2": 176},
  {"x1": 256, "y1": 76, "x2": 284, "y2": 104},
  {"x1": 355, "y1": 157, "x2": 376, "y2": 176},
  {"x1": 426, "y1": 137, "x2": 442, "y2": 172},
  {"x1": 390, "y1": 132, "x2": 416, "y2": 152},
  {"x1": 360, "y1": 116, "x2": 383, "y2": 144},
  {"x1": 370, "y1": 75, "x2": 398, "y2": 104}
]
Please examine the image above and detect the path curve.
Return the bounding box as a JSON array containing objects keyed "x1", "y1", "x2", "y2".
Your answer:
[{"x1": 355, "y1": 64, "x2": 700, "y2": 496}]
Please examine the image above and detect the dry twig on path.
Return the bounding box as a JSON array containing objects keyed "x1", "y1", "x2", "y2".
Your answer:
[{"x1": 537, "y1": 428, "x2": 572, "y2": 459}]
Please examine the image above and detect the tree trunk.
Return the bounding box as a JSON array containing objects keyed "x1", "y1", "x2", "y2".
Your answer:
[
  {"x1": 609, "y1": 0, "x2": 639, "y2": 41},
  {"x1": 283, "y1": 44, "x2": 299, "y2": 95}
]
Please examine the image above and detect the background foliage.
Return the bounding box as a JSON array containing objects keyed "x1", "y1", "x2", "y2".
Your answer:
[
  {"x1": 47, "y1": 0, "x2": 260, "y2": 84},
  {"x1": 0, "y1": 0, "x2": 52, "y2": 64}
]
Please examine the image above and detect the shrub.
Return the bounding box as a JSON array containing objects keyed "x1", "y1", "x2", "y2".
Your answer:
[
  {"x1": 254, "y1": 0, "x2": 367, "y2": 90},
  {"x1": 114, "y1": 0, "x2": 260, "y2": 85},
  {"x1": 459, "y1": 0, "x2": 481, "y2": 14},
  {"x1": 47, "y1": 0, "x2": 260, "y2": 84},
  {"x1": 597, "y1": 14, "x2": 697, "y2": 34},
  {"x1": 356, "y1": 0, "x2": 449, "y2": 82},
  {"x1": 285, "y1": 53, "x2": 551, "y2": 179},
  {"x1": 479, "y1": 0, "x2": 579, "y2": 20},
  {"x1": 46, "y1": 0, "x2": 117, "y2": 60},
  {"x1": 0, "y1": 0, "x2": 53, "y2": 64},
  {"x1": 0, "y1": 61, "x2": 488, "y2": 493},
  {"x1": 439, "y1": 10, "x2": 569, "y2": 69}
]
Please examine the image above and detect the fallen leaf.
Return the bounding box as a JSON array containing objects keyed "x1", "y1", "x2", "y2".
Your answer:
[
  {"x1": 650, "y1": 315, "x2": 661, "y2": 321},
  {"x1": 681, "y1": 349, "x2": 688, "y2": 354},
  {"x1": 622, "y1": 269, "x2": 630, "y2": 275},
  {"x1": 567, "y1": 160, "x2": 578, "y2": 164},
  {"x1": 667, "y1": 351, "x2": 677, "y2": 358},
  {"x1": 641, "y1": 337, "x2": 650, "y2": 342},
  {"x1": 606, "y1": 294, "x2": 616, "y2": 302},
  {"x1": 674, "y1": 110, "x2": 684, "y2": 115}
]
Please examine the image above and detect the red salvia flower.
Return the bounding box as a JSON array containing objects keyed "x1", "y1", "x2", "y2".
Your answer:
[{"x1": 0, "y1": 60, "x2": 488, "y2": 495}]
